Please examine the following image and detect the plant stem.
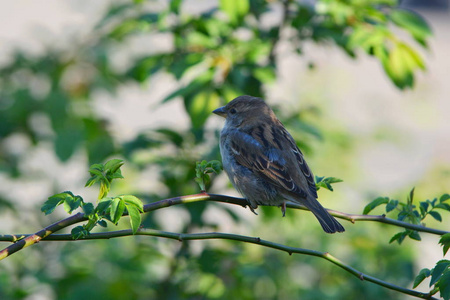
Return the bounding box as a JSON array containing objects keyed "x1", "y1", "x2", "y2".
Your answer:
[{"x1": 4, "y1": 228, "x2": 438, "y2": 300}]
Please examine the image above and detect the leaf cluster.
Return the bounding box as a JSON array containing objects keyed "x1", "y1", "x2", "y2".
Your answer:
[
  {"x1": 364, "y1": 189, "x2": 450, "y2": 244},
  {"x1": 41, "y1": 159, "x2": 144, "y2": 239},
  {"x1": 414, "y1": 260, "x2": 450, "y2": 300},
  {"x1": 364, "y1": 189, "x2": 450, "y2": 300},
  {"x1": 194, "y1": 160, "x2": 223, "y2": 192}
]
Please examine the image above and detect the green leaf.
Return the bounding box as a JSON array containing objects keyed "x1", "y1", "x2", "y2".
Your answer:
[
  {"x1": 41, "y1": 192, "x2": 73, "y2": 215},
  {"x1": 363, "y1": 197, "x2": 389, "y2": 215},
  {"x1": 389, "y1": 231, "x2": 407, "y2": 244},
  {"x1": 63, "y1": 195, "x2": 82, "y2": 214},
  {"x1": 207, "y1": 160, "x2": 223, "y2": 174},
  {"x1": 435, "y1": 203, "x2": 450, "y2": 211},
  {"x1": 440, "y1": 194, "x2": 450, "y2": 203},
  {"x1": 98, "y1": 220, "x2": 108, "y2": 228},
  {"x1": 104, "y1": 158, "x2": 124, "y2": 174},
  {"x1": 413, "y1": 268, "x2": 431, "y2": 288},
  {"x1": 110, "y1": 197, "x2": 126, "y2": 224},
  {"x1": 440, "y1": 233, "x2": 450, "y2": 256},
  {"x1": 71, "y1": 226, "x2": 89, "y2": 240},
  {"x1": 88, "y1": 163, "x2": 104, "y2": 174},
  {"x1": 390, "y1": 9, "x2": 432, "y2": 47},
  {"x1": 99, "y1": 179, "x2": 111, "y2": 199},
  {"x1": 408, "y1": 230, "x2": 421, "y2": 241},
  {"x1": 219, "y1": 0, "x2": 249, "y2": 24},
  {"x1": 156, "y1": 128, "x2": 184, "y2": 147},
  {"x1": 85, "y1": 176, "x2": 100, "y2": 188},
  {"x1": 54, "y1": 126, "x2": 83, "y2": 162},
  {"x1": 82, "y1": 203, "x2": 95, "y2": 216},
  {"x1": 121, "y1": 195, "x2": 144, "y2": 212},
  {"x1": 169, "y1": 0, "x2": 182, "y2": 14},
  {"x1": 253, "y1": 67, "x2": 276, "y2": 84},
  {"x1": 437, "y1": 269, "x2": 450, "y2": 300},
  {"x1": 429, "y1": 211, "x2": 442, "y2": 222},
  {"x1": 430, "y1": 260, "x2": 450, "y2": 287},
  {"x1": 386, "y1": 199, "x2": 399, "y2": 212},
  {"x1": 96, "y1": 199, "x2": 112, "y2": 216},
  {"x1": 408, "y1": 187, "x2": 415, "y2": 204},
  {"x1": 315, "y1": 176, "x2": 343, "y2": 192},
  {"x1": 185, "y1": 88, "x2": 220, "y2": 129},
  {"x1": 126, "y1": 204, "x2": 142, "y2": 234}
]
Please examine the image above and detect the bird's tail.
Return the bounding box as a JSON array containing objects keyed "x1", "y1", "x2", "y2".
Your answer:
[{"x1": 303, "y1": 198, "x2": 345, "y2": 234}]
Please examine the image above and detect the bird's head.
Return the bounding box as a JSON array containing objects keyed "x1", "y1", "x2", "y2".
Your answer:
[{"x1": 213, "y1": 95, "x2": 274, "y2": 128}]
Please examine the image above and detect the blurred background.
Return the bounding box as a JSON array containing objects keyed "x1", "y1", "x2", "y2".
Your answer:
[{"x1": 0, "y1": 0, "x2": 448, "y2": 299}]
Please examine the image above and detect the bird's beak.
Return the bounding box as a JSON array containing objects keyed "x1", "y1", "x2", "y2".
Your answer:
[{"x1": 212, "y1": 106, "x2": 227, "y2": 118}]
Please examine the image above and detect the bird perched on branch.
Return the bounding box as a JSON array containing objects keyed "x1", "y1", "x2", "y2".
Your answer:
[{"x1": 213, "y1": 95, "x2": 345, "y2": 233}]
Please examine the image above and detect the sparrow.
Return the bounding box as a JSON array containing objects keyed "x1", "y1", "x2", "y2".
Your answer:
[{"x1": 213, "y1": 95, "x2": 345, "y2": 233}]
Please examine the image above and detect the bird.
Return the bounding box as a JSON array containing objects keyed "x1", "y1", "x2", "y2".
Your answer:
[{"x1": 213, "y1": 95, "x2": 345, "y2": 233}]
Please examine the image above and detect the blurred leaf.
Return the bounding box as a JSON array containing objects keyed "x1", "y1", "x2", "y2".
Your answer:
[
  {"x1": 315, "y1": 176, "x2": 343, "y2": 192},
  {"x1": 41, "y1": 195, "x2": 65, "y2": 215},
  {"x1": 430, "y1": 260, "x2": 450, "y2": 286},
  {"x1": 386, "y1": 199, "x2": 399, "y2": 213},
  {"x1": 63, "y1": 195, "x2": 82, "y2": 214},
  {"x1": 437, "y1": 269, "x2": 450, "y2": 300},
  {"x1": 253, "y1": 67, "x2": 276, "y2": 84},
  {"x1": 390, "y1": 9, "x2": 432, "y2": 47},
  {"x1": 408, "y1": 230, "x2": 421, "y2": 241},
  {"x1": 82, "y1": 203, "x2": 95, "y2": 216},
  {"x1": 96, "y1": 199, "x2": 112, "y2": 216},
  {"x1": 428, "y1": 211, "x2": 442, "y2": 222},
  {"x1": 363, "y1": 197, "x2": 389, "y2": 214},
  {"x1": 440, "y1": 194, "x2": 450, "y2": 203},
  {"x1": 122, "y1": 195, "x2": 144, "y2": 212},
  {"x1": 110, "y1": 197, "x2": 126, "y2": 224},
  {"x1": 435, "y1": 203, "x2": 450, "y2": 211},
  {"x1": 126, "y1": 204, "x2": 142, "y2": 234},
  {"x1": 220, "y1": 0, "x2": 249, "y2": 24},
  {"x1": 98, "y1": 219, "x2": 108, "y2": 227},
  {"x1": 413, "y1": 268, "x2": 431, "y2": 288},
  {"x1": 156, "y1": 128, "x2": 184, "y2": 147},
  {"x1": 71, "y1": 226, "x2": 89, "y2": 240},
  {"x1": 389, "y1": 231, "x2": 407, "y2": 244},
  {"x1": 185, "y1": 88, "x2": 220, "y2": 129},
  {"x1": 104, "y1": 159, "x2": 124, "y2": 174},
  {"x1": 54, "y1": 125, "x2": 83, "y2": 162},
  {"x1": 439, "y1": 233, "x2": 450, "y2": 256}
]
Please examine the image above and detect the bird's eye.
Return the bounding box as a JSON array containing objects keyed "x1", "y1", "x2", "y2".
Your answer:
[{"x1": 229, "y1": 108, "x2": 237, "y2": 115}]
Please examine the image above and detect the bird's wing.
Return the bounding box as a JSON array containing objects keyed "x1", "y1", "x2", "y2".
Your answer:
[
  {"x1": 227, "y1": 128, "x2": 316, "y2": 199},
  {"x1": 278, "y1": 127, "x2": 318, "y2": 198}
]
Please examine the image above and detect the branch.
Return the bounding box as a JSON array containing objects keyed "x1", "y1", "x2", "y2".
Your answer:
[
  {"x1": 0, "y1": 192, "x2": 447, "y2": 261},
  {"x1": 145, "y1": 193, "x2": 449, "y2": 236},
  {"x1": 1, "y1": 228, "x2": 438, "y2": 300},
  {"x1": 0, "y1": 212, "x2": 87, "y2": 260}
]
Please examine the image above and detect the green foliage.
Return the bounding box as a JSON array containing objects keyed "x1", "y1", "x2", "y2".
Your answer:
[
  {"x1": 363, "y1": 189, "x2": 450, "y2": 244},
  {"x1": 440, "y1": 233, "x2": 450, "y2": 256},
  {"x1": 315, "y1": 176, "x2": 343, "y2": 191},
  {"x1": 414, "y1": 260, "x2": 450, "y2": 300},
  {"x1": 0, "y1": 1, "x2": 440, "y2": 299},
  {"x1": 85, "y1": 159, "x2": 124, "y2": 199},
  {"x1": 195, "y1": 160, "x2": 223, "y2": 192},
  {"x1": 42, "y1": 159, "x2": 144, "y2": 238}
]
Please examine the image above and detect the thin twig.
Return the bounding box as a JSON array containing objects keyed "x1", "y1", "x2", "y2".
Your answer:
[
  {"x1": 0, "y1": 192, "x2": 447, "y2": 259},
  {"x1": 3, "y1": 229, "x2": 437, "y2": 300},
  {"x1": 142, "y1": 193, "x2": 448, "y2": 236},
  {"x1": 0, "y1": 212, "x2": 87, "y2": 260}
]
